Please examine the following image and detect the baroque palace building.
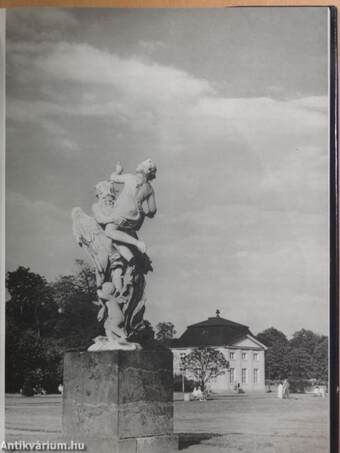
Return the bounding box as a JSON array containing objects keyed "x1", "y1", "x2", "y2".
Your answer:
[{"x1": 171, "y1": 311, "x2": 267, "y2": 393}]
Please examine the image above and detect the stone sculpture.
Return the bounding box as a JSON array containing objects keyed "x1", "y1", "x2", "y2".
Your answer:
[{"x1": 72, "y1": 159, "x2": 157, "y2": 351}]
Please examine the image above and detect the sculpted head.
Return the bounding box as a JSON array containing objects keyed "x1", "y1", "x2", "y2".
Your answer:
[
  {"x1": 136, "y1": 158, "x2": 157, "y2": 180},
  {"x1": 95, "y1": 181, "x2": 115, "y2": 204}
]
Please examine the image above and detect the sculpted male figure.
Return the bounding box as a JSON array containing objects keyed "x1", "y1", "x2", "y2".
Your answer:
[{"x1": 92, "y1": 159, "x2": 157, "y2": 262}]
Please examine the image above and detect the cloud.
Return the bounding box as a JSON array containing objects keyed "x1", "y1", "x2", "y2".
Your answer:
[
  {"x1": 7, "y1": 99, "x2": 80, "y2": 153},
  {"x1": 6, "y1": 30, "x2": 329, "y2": 336},
  {"x1": 138, "y1": 40, "x2": 165, "y2": 54},
  {"x1": 7, "y1": 41, "x2": 328, "y2": 214},
  {"x1": 34, "y1": 42, "x2": 214, "y2": 103},
  {"x1": 8, "y1": 40, "x2": 327, "y2": 140},
  {"x1": 144, "y1": 202, "x2": 328, "y2": 335},
  {"x1": 7, "y1": 99, "x2": 65, "y2": 123},
  {"x1": 7, "y1": 9, "x2": 78, "y2": 42},
  {"x1": 191, "y1": 96, "x2": 328, "y2": 143},
  {"x1": 291, "y1": 96, "x2": 329, "y2": 114},
  {"x1": 6, "y1": 191, "x2": 77, "y2": 278},
  {"x1": 7, "y1": 41, "x2": 53, "y2": 55},
  {"x1": 7, "y1": 41, "x2": 214, "y2": 138}
]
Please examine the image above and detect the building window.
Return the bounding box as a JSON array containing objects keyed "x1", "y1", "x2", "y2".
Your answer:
[
  {"x1": 179, "y1": 353, "x2": 186, "y2": 370},
  {"x1": 241, "y1": 368, "x2": 247, "y2": 384},
  {"x1": 230, "y1": 352, "x2": 235, "y2": 360},
  {"x1": 253, "y1": 353, "x2": 259, "y2": 361},
  {"x1": 242, "y1": 352, "x2": 247, "y2": 360},
  {"x1": 253, "y1": 368, "x2": 259, "y2": 384},
  {"x1": 230, "y1": 368, "x2": 235, "y2": 384}
]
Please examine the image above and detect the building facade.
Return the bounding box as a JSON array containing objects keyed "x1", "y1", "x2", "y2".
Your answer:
[{"x1": 171, "y1": 313, "x2": 267, "y2": 393}]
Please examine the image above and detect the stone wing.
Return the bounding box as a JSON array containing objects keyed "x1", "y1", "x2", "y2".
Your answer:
[{"x1": 71, "y1": 207, "x2": 112, "y2": 286}]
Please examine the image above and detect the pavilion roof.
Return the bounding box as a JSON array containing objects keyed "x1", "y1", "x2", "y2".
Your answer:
[{"x1": 172, "y1": 314, "x2": 254, "y2": 348}]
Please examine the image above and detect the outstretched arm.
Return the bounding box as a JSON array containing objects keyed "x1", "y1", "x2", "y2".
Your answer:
[{"x1": 110, "y1": 161, "x2": 130, "y2": 184}]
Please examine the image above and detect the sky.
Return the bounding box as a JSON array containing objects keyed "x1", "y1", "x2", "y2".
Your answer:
[{"x1": 5, "y1": 7, "x2": 330, "y2": 338}]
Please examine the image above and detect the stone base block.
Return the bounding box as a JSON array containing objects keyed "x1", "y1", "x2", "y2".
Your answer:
[{"x1": 62, "y1": 350, "x2": 178, "y2": 452}]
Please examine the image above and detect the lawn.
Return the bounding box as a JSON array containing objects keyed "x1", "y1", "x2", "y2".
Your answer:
[
  {"x1": 174, "y1": 393, "x2": 328, "y2": 452},
  {"x1": 5, "y1": 393, "x2": 329, "y2": 452}
]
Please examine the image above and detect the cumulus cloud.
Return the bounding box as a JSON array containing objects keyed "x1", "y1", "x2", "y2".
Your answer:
[
  {"x1": 8, "y1": 40, "x2": 328, "y2": 132},
  {"x1": 7, "y1": 41, "x2": 329, "y2": 216},
  {"x1": 34, "y1": 42, "x2": 214, "y2": 102},
  {"x1": 7, "y1": 41, "x2": 328, "y2": 210}
]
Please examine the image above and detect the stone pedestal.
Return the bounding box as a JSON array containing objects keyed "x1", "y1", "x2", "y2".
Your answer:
[{"x1": 62, "y1": 350, "x2": 178, "y2": 453}]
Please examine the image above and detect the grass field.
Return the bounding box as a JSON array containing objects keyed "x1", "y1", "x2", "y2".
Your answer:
[{"x1": 5, "y1": 393, "x2": 329, "y2": 452}]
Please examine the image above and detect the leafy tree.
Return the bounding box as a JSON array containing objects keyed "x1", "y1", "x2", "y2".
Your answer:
[
  {"x1": 286, "y1": 347, "x2": 314, "y2": 379},
  {"x1": 289, "y1": 329, "x2": 322, "y2": 356},
  {"x1": 313, "y1": 337, "x2": 328, "y2": 381},
  {"x1": 5, "y1": 314, "x2": 22, "y2": 392},
  {"x1": 5, "y1": 328, "x2": 46, "y2": 393},
  {"x1": 257, "y1": 327, "x2": 289, "y2": 380},
  {"x1": 21, "y1": 377, "x2": 35, "y2": 397},
  {"x1": 5, "y1": 263, "x2": 99, "y2": 393},
  {"x1": 6, "y1": 266, "x2": 58, "y2": 337},
  {"x1": 155, "y1": 322, "x2": 177, "y2": 347},
  {"x1": 73, "y1": 259, "x2": 97, "y2": 298},
  {"x1": 11, "y1": 335, "x2": 63, "y2": 395},
  {"x1": 180, "y1": 347, "x2": 229, "y2": 392},
  {"x1": 40, "y1": 337, "x2": 64, "y2": 392},
  {"x1": 52, "y1": 260, "x2": 101, "y2": 349},
  {"x1": 129, "y1": 319, "x2": 159, "y2": 348},
  {"x1": 288, "y1": 329, "x2": 328, "y2": 381},
  {"x1": 5, "y1": 267, "x2": 59, "y2": 393},
  {"x1": 257, "y1": 327, "x2": 328, "y2": 382}
]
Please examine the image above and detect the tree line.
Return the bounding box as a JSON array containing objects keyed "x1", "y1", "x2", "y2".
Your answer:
[
  {"x1": 5, "y1": 265, "x2": 327, "y2": 395},
  {"x1": 256, "y1": 327, "x2": 328, "y2": 384}
]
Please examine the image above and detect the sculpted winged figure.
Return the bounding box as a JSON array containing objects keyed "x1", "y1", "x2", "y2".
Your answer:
[{"x1": 72, "y1": 159, "x2": 157, "y2": 350}]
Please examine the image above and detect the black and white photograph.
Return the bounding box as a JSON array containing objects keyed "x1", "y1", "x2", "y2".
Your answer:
[{"x1": 2, "y1": 6, "x2": 336, "y2": 453}]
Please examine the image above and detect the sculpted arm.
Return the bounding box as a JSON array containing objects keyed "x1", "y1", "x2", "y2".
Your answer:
[
  {"x1": 110, "y1": 162, "x2": 131, "y2": 184},
  {"x1": 143, "y1": 187, "x2": 157, "y2": 218}
]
